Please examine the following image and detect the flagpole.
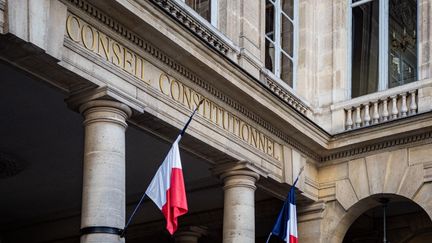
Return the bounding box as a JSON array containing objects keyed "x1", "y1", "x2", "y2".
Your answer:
[
  {"x1": 120, "y1": 99, "x2": 204, "y2": 238},
  {"x1": 265, "y1": 166, "x2": 305, "y2": 243},
  {"x1": 265, "y1": 233, "x2": 273, "y2": 243}
]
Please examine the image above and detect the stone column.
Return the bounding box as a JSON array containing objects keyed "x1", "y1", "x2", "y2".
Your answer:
[
  {"x1": 79, "y1": 100, "x2": 132, "y2": 243},
  {"x1": 218, "y1": 166, "x2": 259, "y2": 243},
  {"x1": 174, "y1": 226, "x2": 207, "y2": 243}
]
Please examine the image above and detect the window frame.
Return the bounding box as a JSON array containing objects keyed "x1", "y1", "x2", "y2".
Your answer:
[
  {"x1": 265, "y1": 0, "x2": 299, "y2": 90},
  {"x1": 347, "y1": 0, "x2": 419, "y2": 98},
  {"x1": 180, "y1": 0, "x2": 218, "y2": 27}
]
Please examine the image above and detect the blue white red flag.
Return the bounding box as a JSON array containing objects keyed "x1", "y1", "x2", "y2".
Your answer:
[{"x1": 266, "y1": 170, "x2": 302, "y2": 243}]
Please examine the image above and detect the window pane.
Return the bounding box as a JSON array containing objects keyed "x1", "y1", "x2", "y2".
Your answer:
[
  {"x1": 281, "y1": 0, "x2": 294, "y2": 19},
  {"x1": 265, "y1": 1, "x2": 275, "y2": 41},
  {"x1": 389, "y1": 0, "x2": 417, "y2": 88},
  {"x1": 281, "y1": 14, "x2": 294, "y2": 57},
  {"x1": 351, "y1": 1, "x2": 379, "y2": 98},
  {"x1": 281, "y1": 53, "x2": 293, "y2": 87},
  {"x1": 186, "y1": 0, "x2": 211, "y2": 21},
  {"x1": 265, "y1": 38, "x2": 276, "y2": 73}
]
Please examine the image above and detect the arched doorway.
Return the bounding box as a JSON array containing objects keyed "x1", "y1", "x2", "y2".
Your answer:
[{"x1": 343, "y1": 194, "x2": 432, "y2": 243}]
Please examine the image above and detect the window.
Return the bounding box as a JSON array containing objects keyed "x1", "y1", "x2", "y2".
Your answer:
[
  {"x1": 265, "y1": 0, "x2": 298, "y2": 88},
  {"x1": 349, "y1": 0, "x2": 418, "y2": 98},
  {"x1": 184, "y1": 0, "x2": 218, "y2": 26}
]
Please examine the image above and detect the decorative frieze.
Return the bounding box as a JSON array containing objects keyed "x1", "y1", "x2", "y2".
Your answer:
[{"x1": 344, "y1": 90, "x2": 418, "y2": 130}]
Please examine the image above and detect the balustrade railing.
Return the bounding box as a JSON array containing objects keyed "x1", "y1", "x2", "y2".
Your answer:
[{"x1": 344, "y1": 90, "x2": 418, "y2": 130}]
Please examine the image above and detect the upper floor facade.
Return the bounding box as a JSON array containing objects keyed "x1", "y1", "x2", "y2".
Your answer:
[{"x1": 139, "y1": 0, "x2": 432, "y2": 134}]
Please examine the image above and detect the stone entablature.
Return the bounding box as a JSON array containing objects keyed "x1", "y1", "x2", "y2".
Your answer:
[{"x1": 65, "y1": 12, "x2": 289, "y2": 164}]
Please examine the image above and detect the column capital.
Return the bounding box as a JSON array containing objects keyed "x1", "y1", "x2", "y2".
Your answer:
[
  {"x1": 212, "y1": 161, "x2": 261, "y2": 191},
  {"x1": 212, "y1": 161, "x2": 264, "y2": 178},
  {"x1": 79, "y1": 100, "x2": 132, "y2": 128},
  {"x1": 66, "y1": 86, "x2": 145, "y2": 114}
]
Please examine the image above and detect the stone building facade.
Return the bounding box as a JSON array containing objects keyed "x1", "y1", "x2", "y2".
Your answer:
[{"x1": 0, "y1": 0, "x2": 431, "y2": 242}]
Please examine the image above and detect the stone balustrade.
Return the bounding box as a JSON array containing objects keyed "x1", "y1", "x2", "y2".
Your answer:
[{"x1": 344, "y1": 90, "x2": 418, "y2": 130}]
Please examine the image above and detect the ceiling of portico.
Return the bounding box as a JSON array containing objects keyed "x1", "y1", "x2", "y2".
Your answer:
[{"x1": 0, "y1": 61, "x2": 277, "y2": 242}]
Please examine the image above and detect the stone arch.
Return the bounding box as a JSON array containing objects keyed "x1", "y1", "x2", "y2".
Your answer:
[
  {"x1": 334, "y1": 194, "x2": 432, "y2": 243},
  {"x1": 320, "y1": 148, "x2": 432, "y2": 243}
]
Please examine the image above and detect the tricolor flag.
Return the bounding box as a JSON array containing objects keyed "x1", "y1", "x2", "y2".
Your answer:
[
  {"x1": 121, "y1": 100, "x2": 203, "y2": 238},
  {"x1": 266, "y1": 169, "x2": 303, "y2": 243},
  {"x1": 145, "y1": 135, "x2": 188, "y2": 235}
]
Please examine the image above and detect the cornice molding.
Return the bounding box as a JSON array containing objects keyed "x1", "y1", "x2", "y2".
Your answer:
[
  {"x1": 263, "y1": 71, "x2": 310, "y2": 116},
  {"x1": 321, "y1": 130, "x2": 432, "y2": 163}
]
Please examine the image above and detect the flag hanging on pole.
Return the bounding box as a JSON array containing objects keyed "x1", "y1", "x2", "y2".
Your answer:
[
  {"x1": 268, "y1": 186, "x2": 298, "y2": 243},
  {"x1": 120, "y1": 99, "x2": 203, "y2": 237},
  {"x1": 266, "y1": 168, "x2": 303, "y2": 243},
  {"x1": 145, "y1": 135, "x2": 187, "y2": 235}
]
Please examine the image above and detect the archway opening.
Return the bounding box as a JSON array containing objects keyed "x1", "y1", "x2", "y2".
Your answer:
[{"x1": 343, "y1": 194, "x2": 432, "y2": 243}]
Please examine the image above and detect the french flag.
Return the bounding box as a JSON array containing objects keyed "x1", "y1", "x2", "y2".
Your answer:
[
  {"x1": 145, "y1": 135, "x2": 188, "y2": 235},
  {"x1": 267, "y1": 178, "x2": 300, "y2": 243}
]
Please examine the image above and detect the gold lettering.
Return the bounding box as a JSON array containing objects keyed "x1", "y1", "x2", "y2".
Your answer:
[
  {"x1": 183, "y1": 86, "x2": 193, "y2": 109},
  {"x1": 112, "y1": 42, "x2": 123, "y2": 67},
  {"x1": 209, "y1": 102, "x2": 215, "y2": 122},
  {"x1": 65, "y1": 15, "x2": 286, "y2": 163},
  {"x1": 233, "y1": 116, "x2": 241, "y2": 136},
  {"x1": 123, "y1": 47, "x2": 134, "y2": 74},
  {"x1": 258, "y1": 133, "x2": 265, "y2": 151},
  {"x1": 66, "y1": 15, "x2": 81, "y2": 42},
  {"x1": 170, "y1": 79, "x2": 182, "y2": 101},
  {"x1": 81, "y1": 24, "x2": 97, "y2": 50},
  {"x1": 267, "y1": 139, "x2": 274, "y2": 157},
  {"x1": 241, "y1": 123, "x2": 250, "y2": 142},
  {"x1": 204, "y1": 99, "x2": 212, "y2": 120},
  {"x1": 159, "y1": 73, "x2": 170, "y2": 95},
  {"x1": 250, "y1": 127, "x2": 258, "y2": 148},
  {"x1": 97, "y1": 33, "x2": 110, "y2": 60},
  {"x1": 221, "y1": 109, "x2": 229, "y2": 130},
  {"x1": 135, "y1": 55, "x2": 146, "y2": 81},
  {"x1": 193, "y1": 92, "x2": 202, "y2": 111}
]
